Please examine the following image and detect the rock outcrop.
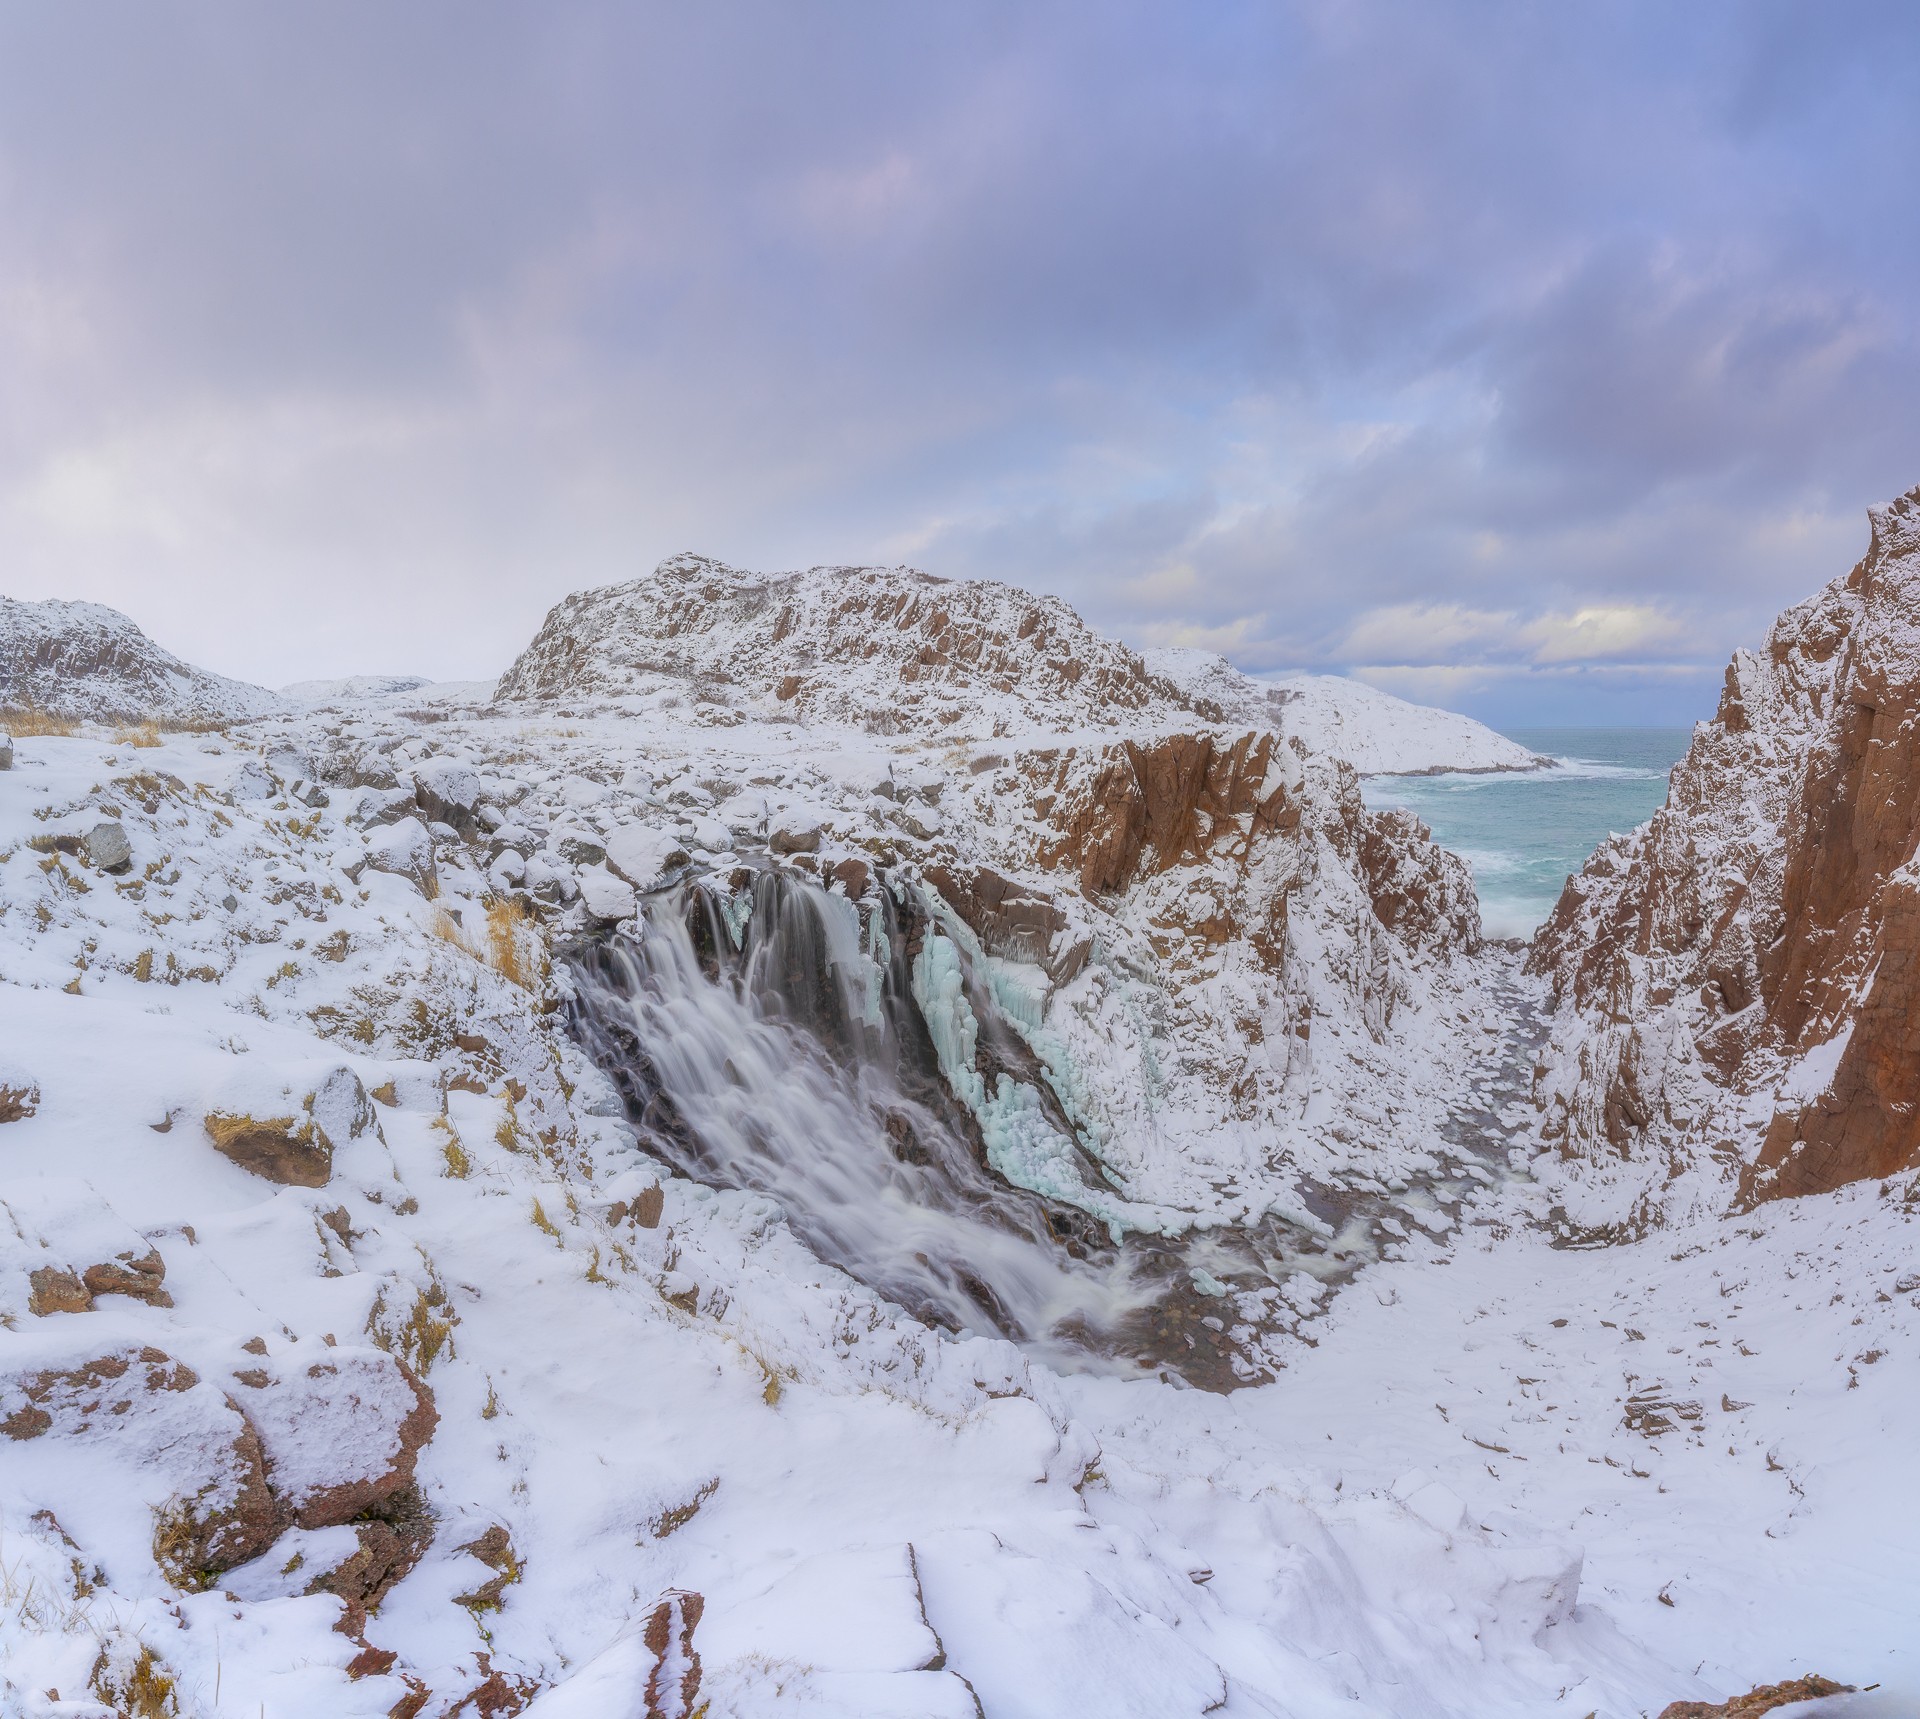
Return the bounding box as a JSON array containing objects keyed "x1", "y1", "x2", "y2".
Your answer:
[
  {"x1": 0, "y1": 596, "x2": 287, "y2": 725},
  {"x1": 494, "y1": 553, "x2": 1214, "y2": 738},
  {"x1": 1529, "y1": 485, "x2": 1920, "y2": 1226}
]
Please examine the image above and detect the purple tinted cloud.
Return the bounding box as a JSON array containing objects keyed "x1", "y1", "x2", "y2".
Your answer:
[{"x1": 0, "y1": 1, "x2": 1914, "y2": 725}]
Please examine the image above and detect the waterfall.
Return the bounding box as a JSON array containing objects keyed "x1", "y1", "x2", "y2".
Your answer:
[{"x1": 565, "y1": 868, "x2": 1165, "y2": 1371}]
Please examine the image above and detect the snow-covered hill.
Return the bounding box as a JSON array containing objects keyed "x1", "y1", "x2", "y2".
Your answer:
[
  {"x1": 1266, "y1": 673, "x2": 1547, "y2": 775},
  {"x1": 496, "y1": 554, "x2": 1210, "y2": 739},
  {"x1": 1141, "y1": 650, "x2": 1545, "y2": 775},
  {"x1": 1, "y1": 596, "x2": 287, "y2": 725}
]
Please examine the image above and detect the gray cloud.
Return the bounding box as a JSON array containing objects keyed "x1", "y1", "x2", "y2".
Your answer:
[{"x1": 0, "y1": 1, "x2": 1914, "y2": 725}]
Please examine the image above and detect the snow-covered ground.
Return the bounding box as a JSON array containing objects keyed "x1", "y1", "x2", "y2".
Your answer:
[
  {"x1": 1263, "y1": 674, "x2": 1549, "y2": 777},
  {"x1": 0, "y1": 557, "x2": 1907, "y2": 1718}
]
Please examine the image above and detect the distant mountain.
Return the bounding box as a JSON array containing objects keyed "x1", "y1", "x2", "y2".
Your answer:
[
  {"x1": 1, "y1": 596, "x2": 286, "y2": 725},
  {"x1": 281, "y1": 674, "x2": 434, "y2": 703},
  {"x1": 1144, "y1": 651, "x2": 1548, "y2": 776}
]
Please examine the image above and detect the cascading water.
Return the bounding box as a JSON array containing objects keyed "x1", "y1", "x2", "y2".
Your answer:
[
  {"x1": 565, "y1": 864, "x2": 1518, "y2": 1386},
  {"x1": 565, "y1": 868, "x2": 1168, "y2": 1372}
]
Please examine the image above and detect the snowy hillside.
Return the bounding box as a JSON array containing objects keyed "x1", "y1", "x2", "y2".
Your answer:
[
  {"x1": 1267, "y1": 674, "x2": 1547, "y2": 775},
  {"x1": 0, "y1": 554, "x2": 1907, "y2": 1716},
  {"x1": 1142, "y1": 649, "x2": 1545, "y2": 775},
  {"x1": 1, "y1": 596, "x2": 287, "y2": 725}
]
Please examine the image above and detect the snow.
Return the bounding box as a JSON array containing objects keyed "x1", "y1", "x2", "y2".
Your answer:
[
  {"x1": 0, "y1": 563, "x2": 1909, "y2": 1717},
  {"x1": 1264, "y1": 673, "x2": 1549, "y2": 776}
]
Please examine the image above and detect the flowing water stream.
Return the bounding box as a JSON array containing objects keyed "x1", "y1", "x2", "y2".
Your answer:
[{"x1": 565, "y1": 865, "x2": 1525, "y2": 1387}]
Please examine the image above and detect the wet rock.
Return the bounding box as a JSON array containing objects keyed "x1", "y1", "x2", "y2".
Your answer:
[
  {"x1": 924, "y1": 863, "x2": 1067, "y2": 968},
  {"x1": 83, "y1": 821, "x2": 133, "y2": 875}
]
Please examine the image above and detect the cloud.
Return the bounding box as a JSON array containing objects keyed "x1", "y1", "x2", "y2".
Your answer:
[{"x1": 0, "y1": 1, "x2": 1913, "y2": 715}]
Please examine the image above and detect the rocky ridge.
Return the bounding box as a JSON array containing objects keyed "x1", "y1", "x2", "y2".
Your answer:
[
  {"x1": 1529, "y1": 484, "x2": 1920, "y2": 1230},
  {"x1": 1, "y1": 596, "x2": 288, "y2": 725}
]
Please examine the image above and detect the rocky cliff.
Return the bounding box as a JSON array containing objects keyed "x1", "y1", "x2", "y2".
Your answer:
[
  {"x1": 1528, "y1": 484, "x2": 1920, "y2": 1229},
  {"x1": 494, "y1": 553, "x2": 1210, "y2": 739},
  {"x1": 490, "y1": 557, "x2": 1492, "y2": 1229},
  {"x1": 2, "y1": 596, "x2": 287, "y2": 725}
]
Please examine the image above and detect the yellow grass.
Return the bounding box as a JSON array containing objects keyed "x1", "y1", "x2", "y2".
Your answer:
[{"x1": 1, "y1": 706, "x2": 78, "y2": 737}]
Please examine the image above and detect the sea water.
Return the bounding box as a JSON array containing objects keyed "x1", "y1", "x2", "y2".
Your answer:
[{"x1": 1363, "y1": 727, "x2": 1693, "y2": 942}]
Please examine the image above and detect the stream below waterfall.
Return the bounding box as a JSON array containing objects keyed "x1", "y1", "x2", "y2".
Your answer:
[{"x1": 564, "y1": 865, "x2": 1534, "y2": 1389}]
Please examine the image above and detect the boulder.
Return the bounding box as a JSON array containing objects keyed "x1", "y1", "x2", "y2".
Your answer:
[
  {"x1": 0, "y1": 1345, "x2": 284, "y2": 1587},
  {"x1": 414, "y1": 757, "x2": 487, "y2": 837},
  {"x1": 228, "y1": 758, "x2": 277, "y2": 801},
  {"x1": 27, "y1": 1266, "x2": 94, "y2": 1316},
  {"x1": 768, "y1": 811, "x2": 825, "y2": 855},
  {"x1": 355, "y1": 816, "x2": 438, "y2": 895},
  {"x1": 241, "y1": 1347, "x2": 438, "y2": 1529},
  {"x1": 83, "y1": 821, "x2": 133, "y2": 875},
  {"x1": 578, "y1": 864, "x2": 638, "y2": 925},
  {"x1": 604, "y1": 825, "x2": 692, "y2": 891},
  {"x1": 203, "y1": 1066, "x2": 379, "y2": 1188}
]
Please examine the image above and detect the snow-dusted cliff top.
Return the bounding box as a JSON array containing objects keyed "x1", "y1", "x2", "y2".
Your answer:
[
  {"x1": 499, "y1": 554, "x2": 1543, "y2": 775},
  {"x1": 2, "y1": 595, "x2": 287, "y2": 724}
]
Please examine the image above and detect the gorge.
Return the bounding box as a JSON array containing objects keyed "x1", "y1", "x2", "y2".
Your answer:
[{"x1": 2, "y1": 496, "x2": 1917, "y2": 1717}]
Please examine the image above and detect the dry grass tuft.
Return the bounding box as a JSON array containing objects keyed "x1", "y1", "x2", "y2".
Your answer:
[
  {"x1": 485, "y1": 895, "x2": 542, "y2": 989},
  {"x1": 1, "y1": 705, "x2": 78, "y2": 737},
  {"x1": 428, "y1": 907, "x2": 482, "y2": 958},
  {"x1": 114, "y1": 721, "x2": 163, "y2": 748}
]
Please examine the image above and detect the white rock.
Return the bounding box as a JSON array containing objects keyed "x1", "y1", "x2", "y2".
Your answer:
[
  {"x1": 604, "y1": 824, "x2": 690, "y2": 890},
  {"x1": 578, "y1": 863, "x2": 638, "y2": 924}
]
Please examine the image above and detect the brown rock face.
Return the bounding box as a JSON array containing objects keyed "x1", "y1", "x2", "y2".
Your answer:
[
  {"x1": 642, "y1": 1589, "x2": 705, "y2": 1719},
  {"x1": 27, "y1": 1266, "x2": 95, "y2": 1316},
  {"x1": 204, "y1": 1111, "x2": 333, "y2": 1187},
  {"x1": 1531, "y1": 485, "x2": 1920, "y2": 1211},
  {"x1": 0, "y1": 1347, "x2": 284, "y2": 1584},
  {"x1": 924, "y1": 862, "x2": 1078, "y2": 975},
  {"x1": 1031, "y1": 731, "x2": 1298, "y2": 896},
  {"x1": 1657, "y1": 1673, "x2": 1852, "y2": 1719}
]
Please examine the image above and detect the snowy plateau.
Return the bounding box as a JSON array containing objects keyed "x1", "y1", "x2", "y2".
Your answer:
[{"x1": 0, "y1": 521, "x2": 1912, "y2": 1719}]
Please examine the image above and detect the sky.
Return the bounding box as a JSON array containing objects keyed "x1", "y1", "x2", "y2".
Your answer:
[{"x1": 2, "y1": 2, "x2": 1917, "y2": 727}]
